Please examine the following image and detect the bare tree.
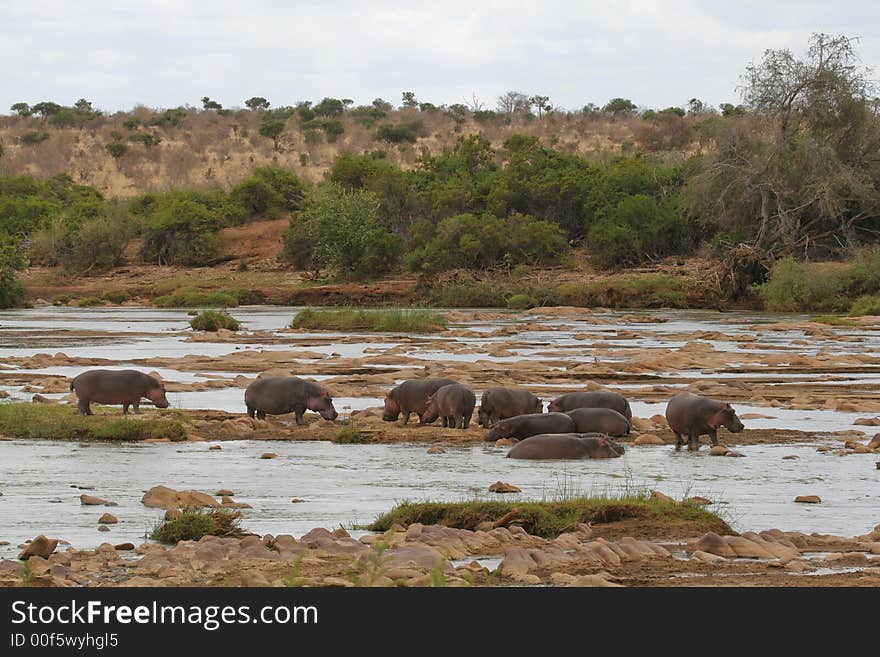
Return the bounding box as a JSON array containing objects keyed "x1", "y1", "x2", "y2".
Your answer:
[{"x1": 496, "y1": 91, "x2": 531, "y2": 114}]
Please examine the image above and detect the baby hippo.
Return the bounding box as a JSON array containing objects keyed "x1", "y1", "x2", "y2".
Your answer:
[
  {"x1": 485, "y1": 413, "x2": 575, "y2": 442},
  {"x1": 244, "y1": 376, "x2": 338, "y2": 424},
  {"x1": 665, "y1": 392, "x2": 744, "y2": 451},
  {"x1": 70, "y1": 369, "x2": 169, "y2": 415},
  {"x1": 383, "y1": 378, "x2": 458, "y2": 424},
  {"x1": 507, "y1": 433, "x2": 625, "y2": 460},
  {"x1": 566, "y1": 407, "x2": 631, "y2": 436},
  {"x1": 421, "y1": 383, "x2": 476, "y2": 429},
  {"x1": 478, "y1": 386, "x2": 543, "y2": 427}
]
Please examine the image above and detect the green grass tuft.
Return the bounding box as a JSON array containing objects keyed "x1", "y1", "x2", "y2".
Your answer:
[
  {"x1": 331, "y1": 427, "x2": 373, "y2": 444},
  {"x1": 150, "y1": 508, "x2": 245, "y2": 544},
  {"x1": 0, "y1": 403, "x2": 187, "y2": 442},
  {"x1": 291, "y1": 307, "x2": 447, "y2": 332},
  {"x1": 849, "y1": 295, "x2": 880, "y2": 316},
  {"x1": 189, "y1": 309, "x2": 241, "y2": 331}
]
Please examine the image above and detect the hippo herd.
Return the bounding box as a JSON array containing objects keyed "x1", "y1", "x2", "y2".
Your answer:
[{"x1": 68, "y1": 370, "x2": 746, "y2": 460}]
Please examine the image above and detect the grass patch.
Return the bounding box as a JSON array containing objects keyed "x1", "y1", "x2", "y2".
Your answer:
[
  {"x1": 506, "y1": 293, "x2": 533, "y2": 310},
  {"x1": 189, "y1": 310, "x2": 241, "y2": 331},
  {"x1": 367, "y1": 495, "x2": 731, "y2": 539},
  {"x1": 558, "y1": 274, "x2": 686, "y2": 308},
  {"x1": 150, "y1": 508, "x2": 246, "y2": 544},
  {"x1": 426, "y1": 282, "x2": 509, "y2": 307},
  {"x1": 810, "y1": 315, "x2": 859, "y2": 326},
  {"x1": 154, "y1": 288, "x2": 239, "y2": 308},
  {"x1": 291, "y1": 307, "x2": 447, "y2": 332},
  {"x1": 101, "y1": 291, "x2": 131, "y2": 304},
  {"x1": 331, "y1": 427, "x2": 373, "y2": 444},
  {"x1": 849, "y1": 295, "x2": 880, "y2": 316},
  {"x1": 51, "y1": 293, "x2": 75, "y2": 306},
  {"x1": 0, "y1": 403, "x2": 187, "y2": 442},
  {"x1": 75, "y1": 296, "x2": 104, "y2": 307}
]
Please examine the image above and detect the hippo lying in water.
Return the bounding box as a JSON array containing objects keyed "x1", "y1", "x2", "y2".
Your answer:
[
  {"x1": 478, "y1": 386, "x2": 542, "y2": 427},
  {"x1": 244, "y1": 376, "x2": 338, "y2": 424},
  {"x1": 382, "y1": 378, "x2": 458, "y2": 424},
  {"x1": 665, "y1": 392, "x2": 744, "y2": 451},
  {"x1": 70, "y1": 369, "x2": 169, "y2": 415},
  {"x1": 547, "y1": 391, "x2": 632, "y2": 422},
  {"x1": 506, "y1": 433, "x2": 625, "y2": 459},
  {"x1": 421, "y1": 383, "x2": 476, "y2": 429},
  {"x1": 485, "y1": 412, "x2": 575, "y2": 442}
]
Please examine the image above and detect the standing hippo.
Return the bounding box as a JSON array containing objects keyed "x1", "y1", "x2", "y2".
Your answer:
[
  {"x1": 478, "y1": 386, "x2": 543, "y2": 427},
  {"x1": 485, "y1": 413, "x2": 576, "y2": 442},
  {"x1": 70, "y1": 369, "x2": 170, "y2": 416},
  {"x1": 665, "y1": 392, "x2": 744, "y2": 451},
  {"x1": 547, "y1": 391, "x2": 632, "y2": 422},
  {"x1": 566, "y1": 407, "x2": 631, "y2": 436},
  {"x1": 244, "y1": 376, "x2": 338, "y2": 424},
  {"x1": 507, "y1": 433, "x2": 625, "y2": 459},
  {"x1": 421, "y1": 383, "x2": 476, "y2": 429},
  {"x1": 382, "y1": 378, "x2": 458, "y2": 424}
]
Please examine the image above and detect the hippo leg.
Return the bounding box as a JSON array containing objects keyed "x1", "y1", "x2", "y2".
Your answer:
[
  {"x1": 708, "y1": 429, "x2": 719, "y2": 446},
  {"x1": 688, "y1": 432, "x2": 700, "y2": 451},
  {"x1": 673, "y1": 432, "x2": 684, "y2": 450},
  {"x1": 402, "y1": 412, "x2": 411, "y2": 425},
  {"x1": 459, "y1": 415, "x2": 468, "y2": 429},
  {"x1": 246, "y1": 405, "x2": 256, "y2": 419},
  {"x1": 77, "y1": 399, "x2": 93, "y2": 416},
  {"x1": 131, "y1": 400, "x2": 141, "y2": 414},
  {"x1": 256, "y1": 410, "x2": 266, "y2": 420},
  {"x1": 441, "y1": 416, "x2": 449, "y2": 428},
  {"x1": 123, "y1": 403, "x2": 130, "y2": 415},
  {"x1": 294, "y1": 405, "x2": 306, "y2": 425}
]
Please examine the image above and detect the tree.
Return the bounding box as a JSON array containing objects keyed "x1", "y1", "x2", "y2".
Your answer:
[
  {"x1": 10, "y1": 102, "x2": 31, "y2": 116},
  {"x1": 31, "y1": 102, "x2": 62, "y2": 121},
  {"x1": 105, "y1": 141, "x2": 128, "y2": 161},
  {"x1": 0, "y1": 237, "x2": 27, "y2": 308},
  {"x1": 529, "y1": 95, "x2": 551, "y2": 117},
  {"x1": 259, "y1": 118, "x2": 285, "y2": 151},
  {"x1": 372, "y1": 98, "x2": 393, "y2": 112},
  {"x1": 602, "y1": 98, "x2": 637, "y2": 115},
  {"x1": 313, "y1": 98, "x2": 345, "y2": 117},
  {"x1": 245, "y1": 97, "x2": 270, "y2": 111},
  {"x1": 719, "y1": 102, "x2": 746, "y2": 117},
  {"x1": 688, "y1": 33, "x2": 880, "y2": 253},
  {"x1": 687, "y1": 98, "x2": 708, "y2": 115},
  {"x1": 401, "y1": 91, "x2": 419, "y2": 108},
  {"x1": 201, "y1": 96, "x2": 222, "y2": 111},
  {"x1": 496, "y1": 91, "x2": 531, "y2": 114}
]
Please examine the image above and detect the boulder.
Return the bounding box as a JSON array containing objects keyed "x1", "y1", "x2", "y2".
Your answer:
[
  {"x1": 18, "y1": 535, "x2": 58, "y2": 560},
  {"x1": 634, "y1": 434, "x2": 665, "y2": 445},
  {"x1": 426, "y1": 447, "x2": 445, "y2": 454},
  {"x1": 794, "y1": 495, "x2": 821, "y2": 504},
  {"x1": 98, "y1": 513, "x2": 117, "y2": 524},
  {"x1": 650, "y1": 490, "x2": 675, "y2": 504},
  {"x1": 691, "y1": 532, "x2": 737, "y2": 558},
  {"x1": 142, "y1": 485, "x2": 219, "y2": 510},
  {"x1": 684, "y1": 496, "x2": 712, "y2": 506},
  {"x1": 260, "y1": 453, "x2": 277, "y2": 460},
  {"x1": 488, "y1": 481, "x2": 521, "y2": 494},
  {"x1": 709, "y1": 445, "x2": 730, "y2": 456},
  {"x1": 80, "y1": 494, "x2": 115, "y2": 506}
]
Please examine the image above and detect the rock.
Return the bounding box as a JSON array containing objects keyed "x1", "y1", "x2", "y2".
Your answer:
[
  {"x1": 221, "y1": 495, "x2": 252, "y2": 509},
  {"x1": 868, "y1": 435, "x2": 880, "y2": 450},
  {"x1": 816, "y1": 446, "x2": 832, "y2": 452},
  {"x1": 216, "y1": 489, "x2": 234, "y2": 496},
  {"x1": 260, "y1": 453, "x2": 277, "y2": 460},
  {"x1": 18, "y1": 535, "x2": 58, "y2": 560},
  {"x1": 854, "y1": 417, "x2": 880, "y2": 426},
  {"x1": 98, "y1": 513, "x2": 117, "y2": 524},
  {"x1": 709, "y1": 445, "x2": 730, "y2": 456},
  {"x1": 795, "y1": 495, "x2": 821, "y2": 504},
  {"x1": 783, "y1": 455, "x2": 800, "y2": 460},
  {"x1": 209, "y1": 445, "x2": 222, "y2": 451},
  {"x1": 562, "y1": 574, "x2": 624, "y2": 587},
  {"x1": 634, "y1": 433, "x2": 665, "y2": 445},
  {"x1": 426, "y1": 447, "x2": 445, "y2": 454},
  {"x1": 142, "y1": 485, "x2": 219, "y2": 510},
  {"x1": 290, "y1": 498, "x2": 305, "y2": 503},
  {"x1": 98, "y1": 525, "x2": 110, "y2": 532},
  {"x1": 685, "y1": 496, "x2": 712, "y2": 506},
  {"x1": 80, "y1": 494, "x2": 113, "y2": 506},
  {"x1": 650, "y1": 490, "x2": 675, "y2": 504},
  {"x1": 488, "y1": 481, "x2": 521, "y2": 493},
  {"x1": 114, "y1": 543, "x2": 135, "y2": 551},
  {"x1": 690, "y1": 550, "x2": 727, "y2": 563},
  {"x1": 725, "y1": 450, "x2": 745, "y2": 457},
  {"x1": 691, "y1": 532, "x2": 737, "y2": 558}
]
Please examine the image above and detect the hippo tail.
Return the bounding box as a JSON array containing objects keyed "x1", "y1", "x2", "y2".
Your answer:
[{"x1": 69, "y1": 379, "x2": 75, "y2": 392}]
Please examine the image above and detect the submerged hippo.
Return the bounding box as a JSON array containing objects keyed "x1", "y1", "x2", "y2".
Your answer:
[
  {"x1": 421, "y1": 383, "x2": 476, "y2": 429},
  {"x1": 70, "y1": 369, "x2": 169, "y2": 416},
  {"x1": 382, "y1": 378, "x2": 458, "y2": 424},
  {"x1": 507, "y1": 433, "x2": 625, "y2": 460},
  {"x1": 665, "y1": 392, "x2": 744, "y2": 451},
  {"x1": 485, "y1": 413, "x2": 575, "y2": 442},
  {"x1": 547, "y1": 391, "x2": 632, "y2": 422},
  {"x1": 244, "y1": 376, "x2": 338, "y2": 424},
  {"x1": 566, "y1": 407, "x2": 631, "y2": 436},
  {"x1": 478, "y1": 386, "x2": 542, "y2": 427}
]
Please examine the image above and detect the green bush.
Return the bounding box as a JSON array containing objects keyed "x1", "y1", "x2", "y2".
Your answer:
[
  {"x1": 850, "y1": 295, "x2": 880, "y2": 316},
  {"x1": 291, "y1": 307, "x2": 447, "y2": 332},
  {"x1": 140, "y1": 199, "x2": 221, "y2": 266},
  {"x1": 76, "y1": 296, "x2": 103, "y2": 307},
  {"x1": 154, "y1": 289, "x2": 238, "y2": 308},
  {"x1": 0, "y1": 239, "x2": 27, "y2": 308},
  {"x1": 229, "y1": 177, "x2": 283, "y2": 218},
  {"x1": 102, "y1": 291, "x2": 131, "y2": 303},
  {"x1": 189, "y1": 310, "x2": 241, "y2": 331},
  {"x1": 20, "y1": 131, "x2": 49, "y2": 145},
  {"x1": 558, "y1": 274, "x2": 686, "y2": 308},
  {"x1": 506, "y1": 293, "x2": 533, "y2": 309},
  {"x1": 375, "y1": 122, "x2": 423, "y2": 143},
  {"x1": 756, "y1": 258, "x2": 849, "y2": 312},
  {"x1": 150, "y1": 508, "x2": 244, "y2": 544},
  {"x1": 332, "y1": 427, "x2": 373, "y2": 444},
  {"x1": 51, "y1": 293, "x2": 74, "y2": 306}
]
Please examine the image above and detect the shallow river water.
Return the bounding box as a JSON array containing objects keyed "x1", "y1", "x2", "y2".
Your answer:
[{"x1": 1, "y1": 306, "x2": 879, "y2": 557}]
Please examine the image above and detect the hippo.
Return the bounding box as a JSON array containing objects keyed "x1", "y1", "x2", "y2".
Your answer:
[
  {"x1": 382, "y1": 378, "x2": 458, "y2": 424},
  {"x1": 665, "y1": 392, "x2": 744, "y2": 451},
  {"x1": 506, "y1": 433, "x2": 625, "y2": 459},
  {"x1": 70, "y1": 369, "x2": 169, "y2": 416},
  {"x1": 478, "y1": 386, "x2": 543, "y2": 427},
  {"x1": 244, "y1": 376, "x2": 338, "y2": 424},
  {"x1": 421, "y1": 383, "x2": 476, "y2": 429},
  {"x1": 485, "y1": 413, "x2": 576, "y2": 442},
  {"x1": 566, "y1": 407, "x2": 631, "y2": 436},
  {"x1": 547, "y1": 391, "x2": 632, "y2": 422}
]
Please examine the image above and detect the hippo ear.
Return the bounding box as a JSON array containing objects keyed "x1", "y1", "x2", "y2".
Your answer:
[{"x1": 322, "y1": 391, "x2": 329, "y2": 398}]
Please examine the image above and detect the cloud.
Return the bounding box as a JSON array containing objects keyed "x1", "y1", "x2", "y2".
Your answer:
[{"x1": 1, "y1": 0, "x2": 878, "y2": 113}]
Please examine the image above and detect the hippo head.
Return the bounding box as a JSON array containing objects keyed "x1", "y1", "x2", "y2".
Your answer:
[
  {"x1": 419, "y1": 395, "x2": 440, "y2": 424},
  {"x1": 308, "y1": 391, "x2": 338, "y2": 421},
  {"x1": 533, "y1": 398, "x2": 544, "y2": 414},
  {"x1": 710, "y1": 404, "x2": 743, "y2": 433},
  {"x1": 596, "y1": 434, "x2": 625, "y2": 457},
  {"x1": 382, "y1": 393, "x2": 401, "y2": 422},
  {"x1": 146, "y1": 384, "x2": 170, "y2": 409},
  {"x1": 486, "y1": 420, "x2": 511, "y2": 441},
  {"x1": 547, "y1": 399, "x2": 562, "y2": 413}
]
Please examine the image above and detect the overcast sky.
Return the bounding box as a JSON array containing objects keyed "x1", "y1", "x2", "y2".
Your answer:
[{"x1": 3, "y1": 1, "x2": 879, "y2": 114}]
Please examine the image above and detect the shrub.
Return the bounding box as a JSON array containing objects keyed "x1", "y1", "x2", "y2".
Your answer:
[
  {"x1": 250, "y1": 167, "x2": 308, "y2": 212},
  {"x1": 332, "y1": 427, "x2": 373, "y2": 444},
  {"x1": 189, "y1": 310, "x2": 241, "y2": 331},
  {"x1": 102, "y1": 291, "x2": 131, "y2": 303},
  {"x1": 105, "y1": 141, "x2": 128, "y2": 160},
  {"x1": 229, "y1": 177, "x2": 283, "y2": 218},
  {"x1": 756, "y1": 258, "x2": 849, "y2": 312},
  {"x1": 0, "y1": 239, "x2": 27, "y2": 308},
  {"x1": 558, "y1": 274, "x2": 686, "y2": 308},
  {"x1": 850, "y1": 295, "x2": 880, "y2": 316},
  {"x1": 76, "y1": 297, "x2": 103, "y2": 307},
  {"x1": 140, "y1": 199, "x2": 221, "y2": 266},
  {"x1": 128, "y1": 133, "x2": 161, "y2": 147},
  {"x1": 51, "y1": 293, "x2": 75, "y2": 305},
  {"x1": 375, "y1": 122, "x2": 423, "y2": 143},
  {"x1": 20, "y1": 131, "x2": 49, "y2": 145},
  {"x1": 150, "y1": 508, "x2": 245, "y2": 544},
  {"x1": 154, "y1": 289, "x2": 238, "y2": 308},
  {"x1": 291, "y1": 307, "x2": 447, "y2": 332},
  {"x1": 506, "y1": 293, "x2": 533, "y2": 309}
]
